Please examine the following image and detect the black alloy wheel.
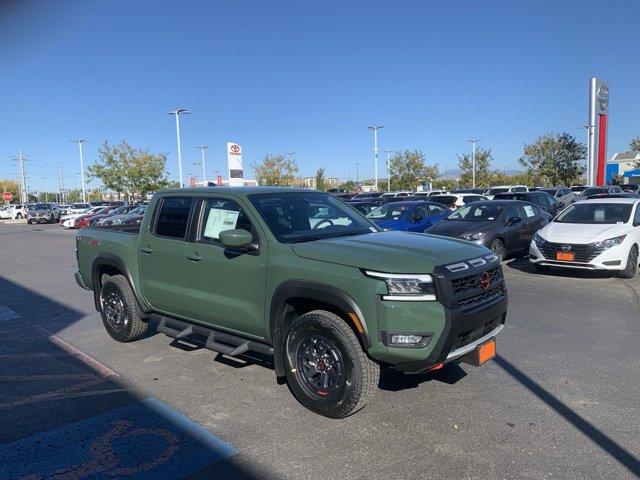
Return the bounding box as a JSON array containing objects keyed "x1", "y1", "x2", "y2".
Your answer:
[
  {"x1": 491, "y1": 238, "x2": 505, "y2": 260},
  {"x1": 102, "y1": 288, "x2": 127, "y2": 332},
  {"x1": 296, "y1": 334, "x2": 345, "y2": 400}
]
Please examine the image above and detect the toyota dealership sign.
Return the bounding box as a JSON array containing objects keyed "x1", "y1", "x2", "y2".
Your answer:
[{"x1": 227, "y1": 142, "x2": 243, "y2": 187}]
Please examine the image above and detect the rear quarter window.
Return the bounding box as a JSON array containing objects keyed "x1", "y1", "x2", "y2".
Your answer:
[{"x1": 154, "y1": 197, "x2": 194, "y2": 239}]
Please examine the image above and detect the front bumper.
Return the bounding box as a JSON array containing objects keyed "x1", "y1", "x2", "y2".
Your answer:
[{"x1": 529, "y1": 240, "x2": 626, "y2": 271}]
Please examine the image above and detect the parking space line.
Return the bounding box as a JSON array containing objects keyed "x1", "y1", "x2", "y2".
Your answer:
[{"x1": 34, "y1": 325, "x2": 119, "y2": 379}]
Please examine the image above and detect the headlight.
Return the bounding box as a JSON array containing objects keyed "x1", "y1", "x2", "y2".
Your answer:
[
  {"x1": 593, "y1": 235, "x2": 626, "y2": 250},
  {"x1": 462, "y1": 231, "x2": 486, "y2": 241},
  {"x1": 533, "y1": 232, "x2": 546, "y2": 245},
  {"x1": 364, "y1": 271, "x2": 435, "y2": 301}
]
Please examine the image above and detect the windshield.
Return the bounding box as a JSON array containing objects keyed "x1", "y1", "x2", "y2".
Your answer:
[
  {"x1": 367, "y1": 203, "x2": 411, "y2": 220},
  {"x1": 128, "y1": 206, "x2": 146, "y2": 215},
  {"x1": 554, "y1": 203, "x2": 632, "y2": 224},
  {"x1": 447, "y1": 204, "x2": 503, "y2": 221},
  {"x1": 29, "y1": 203, "x2": 50, "y2": 210},
  {"x1": 487, "y1": 188, "x2": 509, "y2": 195},
  {"x1": 250, "y1": 192, "x2": 377, "y2": 243}
]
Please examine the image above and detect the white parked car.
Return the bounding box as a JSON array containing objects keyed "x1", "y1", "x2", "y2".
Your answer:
[
  {"x1": 67, "y1": 203, "x2": 92, "y2": 215},
  {"x1": 61, "y1": 206, "x2": 101, "y2": 228},
  {"x1": 529, "y1": 197, "x2": 640, "y2": 278},
  {"x1": 428, "y1": 193, "x2": 488, "y2": 210},
  {"x1": 0, "y1": 205, "x2": 28, "y2": 219},
  {"x1": 485, "y1": 185, "x2": 528, "y2": 199},
  {"x1": 380, "y1": 191, "x2": 413, "y2": 199}
]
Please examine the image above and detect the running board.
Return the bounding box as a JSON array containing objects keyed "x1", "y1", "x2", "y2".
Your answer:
[{"x1": 155, "y1": 316, "x2": 273, "y2": 357}]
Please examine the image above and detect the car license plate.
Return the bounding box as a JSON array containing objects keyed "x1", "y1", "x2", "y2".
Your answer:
[
  {"x1": 556, "y1": 251, "x2": 574, "y2": 261},
  {"x1": 460, "y1": 338, "x2": 496, "y2": 367}
]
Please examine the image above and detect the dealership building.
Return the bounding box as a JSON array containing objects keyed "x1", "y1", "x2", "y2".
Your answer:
[{"x1": 605, "y1": 151, "x2": 640, "y2": 184}]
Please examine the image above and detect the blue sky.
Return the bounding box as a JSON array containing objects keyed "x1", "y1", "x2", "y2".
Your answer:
[{"x1": 0, "y1": 0, "x2": 638, "y2": 192}]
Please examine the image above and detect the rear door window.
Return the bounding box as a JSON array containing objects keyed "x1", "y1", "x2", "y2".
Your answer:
[
  {"x1": 198, "y1": 198, "x2": 254, "y2": 244},
  {"x1": 154, "y1": 197, "x2": 194, "y2": 239}
]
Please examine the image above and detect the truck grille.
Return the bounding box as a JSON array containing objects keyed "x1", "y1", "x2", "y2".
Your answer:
[
  {"x1": 536, "y1": 240, "x2": 604, "y2": 263},
  {"x1": 458, "y1": 285, "x2": 505, "y2": 311},
  {"x1": 451, "y1": 267, "x2": 502, "y2": 294}
]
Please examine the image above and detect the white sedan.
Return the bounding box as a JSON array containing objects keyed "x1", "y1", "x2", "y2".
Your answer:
[{"x1": 529, "y1": 197, "x2": 640, "y2": 278}]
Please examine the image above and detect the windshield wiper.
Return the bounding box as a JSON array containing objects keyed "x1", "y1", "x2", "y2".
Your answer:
[{"x1": 289, "y1": 235, "x2": 324, "y2": 243}]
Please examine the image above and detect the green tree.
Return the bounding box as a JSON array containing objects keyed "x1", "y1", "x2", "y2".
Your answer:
[
  {"x1": 315, "y1": 168, "x2": 327, "y2": 191},
  {"x1": 388, "y1": 150, "x2": 438, "y2": 191},
  {"x1": 518, "y1": 132, "x2": 586, "y2": 186},
  {"x1": 458, "y1": 148, "x2": 493, "y2": 188},
  {"x1": 339, "y1": 180, "x2": 356, "y2": 191},
  {"x1": 252, "y1": 154, "x2": 299, "y2": 186},
  {"x1": 0, "y1": 179, "x2": 20, "y2": 203},
  {"x1": 432, "y1": 178, "x2": 459, "y2": 191},
  {"x1": 87, "y1": 141, "x2": 170, "y2": 200},
  {"x1": 630, "y1": 137, "x2": 640, "y2": 152}
]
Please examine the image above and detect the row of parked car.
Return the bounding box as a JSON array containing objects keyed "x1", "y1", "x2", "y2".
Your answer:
[
  {"x1": 60, "y1": 202, "x2": 148, "y2": 228},
  {"x1": 330, "y1": 185, "x2": 640, "y2": 278}
]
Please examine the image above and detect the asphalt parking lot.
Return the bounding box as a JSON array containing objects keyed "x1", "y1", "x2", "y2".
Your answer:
[{"x1": 0, "y1": 223, "x2": 639, "y2": 479}]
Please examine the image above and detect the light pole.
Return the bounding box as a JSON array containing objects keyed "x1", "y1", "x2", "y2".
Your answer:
[
  {"x1": 355, "y1": 162, "x2": 359, "y2": 185},
  {"x1": 196, "y1": 145, "x2": 208, "y2": 183},
  {"x1": 468, "y1": 139, "x2": 481, "y2": 188},
  {"x1": 70, "y1": 139, "x2": 87, "y2": 202},
  {"x1": 368, "y1": 125, "x2": 384, "y2": 190},
  {"x1": 169, "y1": 109, "x2": 190, "y2": 188},
  {"x1": 383, "y1": 150, "x2": 393, "y2": 192},
  {"x1": 582, "y1": 124, "x2": 593, "y2": 184}
]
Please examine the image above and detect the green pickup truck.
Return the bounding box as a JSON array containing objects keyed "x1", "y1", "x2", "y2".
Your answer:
[{"x1": 75, "y1": 187, "x2": 507, "y2": 418}]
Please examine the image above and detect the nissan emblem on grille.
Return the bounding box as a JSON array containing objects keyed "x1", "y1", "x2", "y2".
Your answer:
[
  {"x1": 480, "y1": 271, "x2": 490, "y2": 290},
  {"x1": 562, "y1": 245, "x2": 571, "y2": 251}
]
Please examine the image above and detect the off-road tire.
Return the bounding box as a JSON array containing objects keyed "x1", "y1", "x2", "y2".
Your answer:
[
  {"x1": 284, "y1": 310, "x2": 379, "y2": 418},
  {"x1": 617, "y1": 246, "x2": 638, "y2": 279},
  {"x1": 100, "y1": 274, "x2": 148, "y2": 342}
]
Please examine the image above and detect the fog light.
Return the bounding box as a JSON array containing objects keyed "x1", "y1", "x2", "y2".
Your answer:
[{"x1": 391, "y1": 334, "x2": 423, "y2": 344}]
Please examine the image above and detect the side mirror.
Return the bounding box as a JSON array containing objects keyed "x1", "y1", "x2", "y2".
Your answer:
[
  {"x1": 507, "y1": 216, "x2": 522, "y2": 226},
  {"x1": 219, "y1": 229, "x2": 258, "y2": 251}
]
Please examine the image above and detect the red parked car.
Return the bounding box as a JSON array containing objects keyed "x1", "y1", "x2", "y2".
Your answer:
[{"x1": 74, "y1": 206, "x2": 118, "y2": 228}]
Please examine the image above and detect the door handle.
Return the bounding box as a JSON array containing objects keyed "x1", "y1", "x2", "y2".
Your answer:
[
  {"x1": 186, "y1": 253, "x2": 203, "y2": 262},
  {"x1": 140, "y1": 247, "x2": 154, "y2": 254}
]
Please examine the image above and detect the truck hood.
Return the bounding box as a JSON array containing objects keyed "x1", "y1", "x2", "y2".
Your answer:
[
  {"x1": 292, "y1": 231, "x2": 488, "y2": 273},
  {"x1": 540, "y1": 222, "x2": 629, "y2": 242}
]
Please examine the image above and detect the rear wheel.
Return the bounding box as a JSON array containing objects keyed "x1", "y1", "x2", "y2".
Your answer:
[
  {"x1": 16, "y1": 213, "x2": 22, "y2": 219},
  {"x1": 617, "y1": 246, "x2": 638, "y2": 279},
  {"x1": 284, "y1": 310, "x2": 379, "y2": 418},
  {"x1": 490, "y1": 239, "x2": 505, "y2": 261},
  {"x1": 100, "y1": 274, "x2": 148, "y2": 342}
]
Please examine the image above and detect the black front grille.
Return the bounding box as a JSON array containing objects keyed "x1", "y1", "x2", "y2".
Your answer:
[
  {"x1": 536, "y1": 240, "x2": 604, "y2": 263},
  {"x1": 451, "y1": 266, "x2": 502, "y2": 294},
  {"x1": 452, "y1": 314, "x2": 502, "y2": 350},
  {"x1": 458, "y1": 285, "x2": 505, "y2": 311}
]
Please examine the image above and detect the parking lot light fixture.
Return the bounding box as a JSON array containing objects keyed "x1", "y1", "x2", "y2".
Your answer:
[
  {"x1": 196, "y1": 146, "x2": 208, "y2": 183},
  {"x1": 368, "y1": 126, "x2": 384, "y2": 190},
  {"x1": 169, "y1": 109, "x2": 190, "y2": 188},
  {"x1": 70, "y1": 139, "x2": 87, "y2": 203},
  {"x1": 468, "y1": 139, "x2": 481, "y2": 188},
  {"x1": 383, "y1": 150, "x2": 393, "y2": 193}
]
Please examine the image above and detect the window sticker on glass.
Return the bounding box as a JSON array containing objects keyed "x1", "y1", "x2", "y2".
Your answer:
[
  {"x1": 204, "y1": 208, "x2": 240, "y2": 239},
  {"x1": 523, "y1": 205, "x2": 535, "y2": 217},
  {"x1": 594, "y1": 209, "x2": 605, "y2": 222}
]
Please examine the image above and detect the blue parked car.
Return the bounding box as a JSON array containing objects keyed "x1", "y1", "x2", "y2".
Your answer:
[{"x1": 366, "y1": 200, "x2": 449, "y2": 232}]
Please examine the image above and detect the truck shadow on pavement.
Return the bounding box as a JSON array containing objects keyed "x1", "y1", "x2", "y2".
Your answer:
[
  {"x1": 495, "y1": 355, "x2": 640, "y2": 478},
  {"x1": 378, "y1": 363, "x2": 468, "y2": 391},
  {"x1": 0, "y1": 275, "x2": 269, "y2": 480}
]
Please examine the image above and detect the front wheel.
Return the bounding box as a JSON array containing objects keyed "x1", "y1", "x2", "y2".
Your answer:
[
  {"x1": 100, "y1": 274, "x2": 148, "y2": 342},
  {"x1": 16, "y1": 213, "x2": 22, "y2": 219},
  {"x1": 284, "y1": 310, "x2": 379, "y2": 418},
  {"x1": 490, "y1": 238, "x2": 505, "y2": 261},
  {"x1": 617, "y1": 246, "x2": 638, "y2": 279}
]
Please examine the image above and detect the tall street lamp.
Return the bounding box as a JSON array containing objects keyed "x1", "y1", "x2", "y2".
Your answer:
[
  {"x1": 368, "y1": 125, "x2": 384, "y2": 190},
  {"x1": 70, "y1": 139, "x2": 87, "y2": 202},
  {"x1": 383, "y1": 150, "x2": 393, "y2": 193},
  {"x1": 169, "y1": 109, "x2": 190, "y2": 188},
  {"x1": 468, "y1": 139, "x2": 481, "y2": 188},
  {"x1": 196, "y1": 145, "x2": 208, "y2": 183}
]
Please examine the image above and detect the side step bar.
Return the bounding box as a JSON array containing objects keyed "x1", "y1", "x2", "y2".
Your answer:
[{"x1": 156, "y1": 317, "x2": 274, "y2": 357}]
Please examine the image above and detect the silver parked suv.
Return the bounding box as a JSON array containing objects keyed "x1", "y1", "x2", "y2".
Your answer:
[{"x1": 26, "y1": 203, "x2": 61, "y2": 224}]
